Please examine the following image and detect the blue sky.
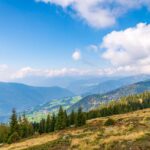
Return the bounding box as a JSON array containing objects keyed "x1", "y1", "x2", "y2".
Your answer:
[{"x1": 0, "y1": 0, "x2": 150, "y2": 82}]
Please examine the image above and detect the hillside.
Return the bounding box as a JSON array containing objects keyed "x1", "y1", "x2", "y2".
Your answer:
[
  {"x1": 68, "y1": 80, "x2": 150, "y2": 112},
  {"x1": 24, "y1": 96, "x2": 82, "y2": 122},
  {"x1": 0, "y1": 82, "x2": 74, "y2": 122},
  {"x1": 1, "y1": 108, "x2": 150, "y2": 150}
]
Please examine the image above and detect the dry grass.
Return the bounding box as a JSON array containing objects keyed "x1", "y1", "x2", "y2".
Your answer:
[
  {"x1": 2, "y1": 108, "x2": 150, "y2": 150},
  {"x1": 0, "y1": 133, "x2": 59, "y2": 150}
]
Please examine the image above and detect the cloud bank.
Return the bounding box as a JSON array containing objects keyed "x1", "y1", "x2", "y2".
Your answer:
[{"x1": 36, "y1": 0, "x2": 150, "y2": 28}]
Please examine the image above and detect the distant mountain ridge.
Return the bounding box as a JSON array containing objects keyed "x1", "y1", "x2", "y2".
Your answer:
[
  {"x1": 0, "y1": 82, "x2": 74, "y2": 122},
  {"x1": 68, "y1": 75, "x2": 150, "y2": 95},
  {"x1": 68, "y1": 80, "x2": 150, "y2": 112}
]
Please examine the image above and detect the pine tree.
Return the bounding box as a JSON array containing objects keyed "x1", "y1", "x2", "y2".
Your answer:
[
  {"x1": 9, "y1": 109, "x2": 19, "y2": 135},
  {"x1": 46, "y1": 114, "x2": 51, "y2": 133},
  {"x1": 50, "y1": 113, "x2": 56, "y2": 132},
  {"x1": 64, "y1": 110, "x2": 69, "y2": 127},
  {"x1": 76, "y1": 107, "x2": 86, "y2": 127},
  {"x1": 69, "y1": 110, "x2": 75, "y2": 126},
  {"x1": 20, "y1": 113, "x2": 29, "y2": 138},
  {"x1": 55, "y1": 106, "x2": 66, "y2": 130},
  {"x1": 39, "y1": 119, "x2": 46, "y2": 134}
]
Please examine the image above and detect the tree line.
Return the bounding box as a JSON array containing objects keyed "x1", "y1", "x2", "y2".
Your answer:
[
  {"x1": 1, "y1": 91, "x2": 150, "y2": 144},
  {"x1": 87, "y1": 91, "x2": 150, "y2": 119},
  {"x1": 0, "y1": 106, "x2": 86, "y2": 144}
]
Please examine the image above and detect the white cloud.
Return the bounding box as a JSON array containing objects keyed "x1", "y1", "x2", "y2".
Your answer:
[
  {"x1": 72, "y1": 50, "x2": 81, "y2": 61},
  {"x1": 12, "y1": 67, "x2": 93, "y2": 79},
  {"x1": 36, "y1": 0, "x2": 150, "y2": 28},
  {"x1": 101, "y1": 23, "x2": 150, "y2": 74}
]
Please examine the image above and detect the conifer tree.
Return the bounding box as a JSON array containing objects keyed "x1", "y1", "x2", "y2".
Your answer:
[
  {"x1": 55, "y1": 106, "x2": 66, "y2": 130},
  {"x1": 76, "y1": 107, "x2": 86, "y2": 127},
  {"x1": 64, "y1": 110, "x2": 69, "y2": 127},
  {"x1": 69, "y1": 110, "x2": 75, "y2": 125},
  {"x1": 46, "y1": 114, "x2": 51, "y2": 133},
  {"x1": 9, "y1": 109, "x2": 19, "y2": 135},
  {"x1": 20, "y1": 113, "x2": 29, "y2": 138},
  {"x1": 50, "y1": 113, "x2": 56, "y2": 132},
  {"x1": 39, "y1": 119, "x2": 46, "y2": 134}
]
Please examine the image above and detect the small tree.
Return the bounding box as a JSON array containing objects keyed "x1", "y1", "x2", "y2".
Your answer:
[{"x1": 7, "y1": 132, "x2": 20, "y2": 144}]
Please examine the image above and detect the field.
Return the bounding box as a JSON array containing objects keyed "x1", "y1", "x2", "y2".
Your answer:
[{"x1": 1, "y1": 108, "x2": 150, "y2": 150}]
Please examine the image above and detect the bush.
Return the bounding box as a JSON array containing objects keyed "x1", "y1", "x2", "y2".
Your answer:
[
  {"x1": 7, "y1": 132, "x2": 20, "y2": 144},
  {"x1": 104, "y1": 118, "x2": 115, "y2": 126}
]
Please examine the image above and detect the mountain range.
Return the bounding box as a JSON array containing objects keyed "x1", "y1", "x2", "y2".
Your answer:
[
  {"x1": 67, "y1": 75, "x2": 150, "y2": 95},
  {"x1": 68, "y1": 80, "x2": 150, "y2": 112},
  {"x1": 0, "y1": 75, "x2": 150, "y2": 122},
  {"x1": 23, "y1": 80, "x2": 150, "y2": 122},
  {"x1": 0, "y1": 82, "x2": 74, "y2": 122}
]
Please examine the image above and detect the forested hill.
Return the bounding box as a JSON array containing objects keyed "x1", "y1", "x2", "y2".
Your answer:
[
  {"x1": 68, "y1": 80, "x2": 150, "y2": 112},
  {"x1": 0, "y1": 82, "x2": 74, "y2": 122}
]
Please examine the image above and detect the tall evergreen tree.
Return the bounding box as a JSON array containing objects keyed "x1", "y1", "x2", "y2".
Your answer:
[
  {"x1": 76, "y1": 107, "x2": 86, "y2": 127},
  {"x1": 20, "y1": 113, "x2": 29, "y2": 138},
  {"x1": 50, "y1": 113, "x2": 56, "y2": 132},
  {"x1": 39, "y1": 119, "x2": 46, "y2": 134},
  {"x1": 46, "y1": 114, "x2": 51, "y2": 133},
  {"x1": 9, "y1": 109, "x2": 19, "y2": 135},
  {"x1": 55, "y1": 106, "x2": 66, "y2": 130},
  {"x1": 69, "y1": 110, "x2": 75, "y2": 126},
  {"x1": 64, "y1": 110, "x2": 69, "y2": 127}
]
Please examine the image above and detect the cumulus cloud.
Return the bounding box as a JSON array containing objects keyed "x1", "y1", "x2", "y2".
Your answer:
[
  {"x1": 36, "y1": 0, "x2": 150, "y2": 28},
  {"x1": 101, "y1": 23, "x2": 150, "y2": 74},
  {"x1": 72, "y1": 50, "x2": 81, "y2": 61}
]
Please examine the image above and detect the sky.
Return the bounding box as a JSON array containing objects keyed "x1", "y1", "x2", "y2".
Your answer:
[{"x1": 0, "y1": 0, "x2": 150, "y2": 83}]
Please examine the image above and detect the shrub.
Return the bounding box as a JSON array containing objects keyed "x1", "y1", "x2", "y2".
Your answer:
[
  {"x1": 7, "y1": 132, "x2": 20, "y2": 144},
  {"x1": 104, "y1": 118, "x2": 115, "y2": 126}
]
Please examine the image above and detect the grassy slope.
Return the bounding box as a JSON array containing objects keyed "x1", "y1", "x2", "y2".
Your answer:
[{"x1": 2, "y1": 108, "x2": 150, "y2": 150}]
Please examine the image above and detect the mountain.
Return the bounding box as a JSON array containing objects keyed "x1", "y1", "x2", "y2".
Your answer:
[
  {"x1": 67, "y1": 75, "x2": 150, "y2": 95},
  {"x1": 68, "y1": 80, "x2": 150, "y2": 112},
  {"x1": 0, "y1": 82, "x2": 74, "y2": 122}
]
